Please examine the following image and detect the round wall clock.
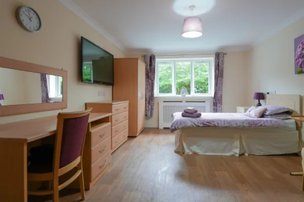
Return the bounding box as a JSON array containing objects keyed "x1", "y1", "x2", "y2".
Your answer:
[{"x1": 16, "y1": 6, "x2": 41, "y2": 32}]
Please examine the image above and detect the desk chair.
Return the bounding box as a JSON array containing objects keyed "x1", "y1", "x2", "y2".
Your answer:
[{"x1": 28, "y1": 109, "x2": 91, "y2": 202}]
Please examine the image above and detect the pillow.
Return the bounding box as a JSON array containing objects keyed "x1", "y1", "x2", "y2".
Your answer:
[
  {"x1": 245, "y1": 106, "x2": 255, "y2": 113},
  {"x1": 263, "y1": 113, "x2": 292, "y2": 120},
  {"x1": 264, "y1": 105, "x2": 292, "y2": 115},
  {"x1": 245, "y1": 106, "x2": 267, "y2": 118}
]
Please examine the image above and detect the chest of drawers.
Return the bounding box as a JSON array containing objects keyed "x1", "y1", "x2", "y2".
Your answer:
[
  {"x1": 86, "y1": 101, "x2": 129, "y2": 152},
  {"x1": 83, "y1": 113, "x2": 111, "y2": 190}
]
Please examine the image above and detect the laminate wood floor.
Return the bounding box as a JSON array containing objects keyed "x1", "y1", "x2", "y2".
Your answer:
[{"x1": 32, "y1": 129, "x2": 304, "y2": 202}]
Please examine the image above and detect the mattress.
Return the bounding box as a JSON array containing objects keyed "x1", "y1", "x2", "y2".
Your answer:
[{"x1": 174, "y1": 118, "x2": 300, "y2": 156}]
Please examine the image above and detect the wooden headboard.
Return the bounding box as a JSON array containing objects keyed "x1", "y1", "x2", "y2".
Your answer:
[{"x1": 266, "y1": 94, "x2": 302, "y2": 114}]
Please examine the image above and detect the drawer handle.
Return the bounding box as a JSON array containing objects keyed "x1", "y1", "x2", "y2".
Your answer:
[
  {"x1": 99, "y1": 133, "x2": 105, "y2": 138},
  {"x1": 98, "y1": 147, "x2": 105, "y2": 153},
  {"x1": 99, "y1": 160, "x2": 107, "y2": 169}
]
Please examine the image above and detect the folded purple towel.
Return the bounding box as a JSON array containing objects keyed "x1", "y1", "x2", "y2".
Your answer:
[
  {"x1": 182, "y1": 112, "x2": 201, "y2": 118},
  {"x1": 184, "y1": 108, "x2": 198, "y2": 114}
]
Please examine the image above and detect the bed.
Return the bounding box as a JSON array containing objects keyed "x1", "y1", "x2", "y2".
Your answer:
[{"x1": 171, "y1": 94, "x2": 302, "y2": 156}]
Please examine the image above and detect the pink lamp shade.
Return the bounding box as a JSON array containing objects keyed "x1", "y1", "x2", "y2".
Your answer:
[
  {"x1": 182, "y1": 17, "x2": 203, "y2": 38},
  {"x1": 253, "y1": 92, "x2": 265, "y2": 106}
]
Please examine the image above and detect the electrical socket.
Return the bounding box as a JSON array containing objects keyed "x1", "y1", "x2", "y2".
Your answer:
[
  {"x1": 98, "y1": 90, "x2": 104, "y2": 97},
  {"x1": 266, "y1": 90, "x2": 276, "y2": 95}
]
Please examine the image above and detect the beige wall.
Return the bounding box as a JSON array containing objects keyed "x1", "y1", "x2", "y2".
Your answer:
[
  {"x1": 224, "y1": 15, "x2": 304, "y2": 109},
  {"x1": 249, "y1": 17, "x2": 304, "y2": 103},
  {"x1": 0, "y1": 0, "x2": 125, "y2": 123},
  {"x1": 0, "y1": 68, "x2": 28, "y2": 105},
  {"x1": 222, "y1": 51, "x2": 251, "y2": 111},
  {"x1": 24, "y1": 72, "x2": 41, "y2": 104}
]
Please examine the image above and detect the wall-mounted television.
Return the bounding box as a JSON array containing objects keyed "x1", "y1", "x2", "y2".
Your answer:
[{"x1": 80, "y1": 36, "x2": 114, "y2": 85}]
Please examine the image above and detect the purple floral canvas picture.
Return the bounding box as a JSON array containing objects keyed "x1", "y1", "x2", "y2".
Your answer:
[{"x1": 295, "y1": 34, "x2": 304, "y2": 74}]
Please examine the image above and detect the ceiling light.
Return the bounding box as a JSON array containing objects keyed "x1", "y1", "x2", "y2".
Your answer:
[
  {"x1": 173, "y1": 0, "x2": 216, "y2": 16},
  {"x1": 182, "y1": 17, "x2": 203, "y2": 38}
]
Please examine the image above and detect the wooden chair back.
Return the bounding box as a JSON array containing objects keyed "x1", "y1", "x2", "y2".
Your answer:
[{"x1": 28, "y1": 109, "x2": 91, "y2": 201}]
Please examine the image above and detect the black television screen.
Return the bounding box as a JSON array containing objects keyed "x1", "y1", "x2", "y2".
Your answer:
[{"x1": 80, "y1": 37, "x2": 114, "y2": 85}]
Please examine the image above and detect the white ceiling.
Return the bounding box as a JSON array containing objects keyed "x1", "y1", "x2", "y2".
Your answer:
[{"x1": 60, "y1": 0, "x2": 304, "y2": 55}]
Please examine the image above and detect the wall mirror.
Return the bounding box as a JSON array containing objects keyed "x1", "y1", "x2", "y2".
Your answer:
[{"x1": 0, "y1": 57, "x2": 67, "y2": 116}]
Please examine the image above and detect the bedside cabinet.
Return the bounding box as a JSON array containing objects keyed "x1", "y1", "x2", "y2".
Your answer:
[{"x1": 236, "y1": 106, "x2": 250, "y2": 113}]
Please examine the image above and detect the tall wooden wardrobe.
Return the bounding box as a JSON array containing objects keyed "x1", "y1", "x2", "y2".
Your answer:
[{"x1": 113, "y1": 58, "x2": 145, "y2": 136}]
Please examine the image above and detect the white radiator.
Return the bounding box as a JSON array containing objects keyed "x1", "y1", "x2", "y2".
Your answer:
[{"x1": 158, "y1": 100, "x2": 211, "y2": 129}]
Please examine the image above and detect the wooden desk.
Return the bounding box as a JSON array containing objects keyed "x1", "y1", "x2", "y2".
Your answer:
[{"x1": 0, "y1": 113, "x2": 111, "y2": 202}]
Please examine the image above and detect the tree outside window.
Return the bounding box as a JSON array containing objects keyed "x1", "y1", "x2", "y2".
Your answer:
[
  {"x1": 155, "y1": 57, "x2": 213, "y2": 96},
  {"x1": 175, "y1": 61, "x2": 191, "y2": 95},
  {"x1": 158, "y1": 62, "x2": 173, "y2": 94},
  {"x1": 194, "y1": 62, "x2": 209, "y2": 94}
]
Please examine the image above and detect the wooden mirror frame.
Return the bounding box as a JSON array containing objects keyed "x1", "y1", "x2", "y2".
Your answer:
[{"x1": 0, "y1": 57, "x2": 67, "y2": 116}]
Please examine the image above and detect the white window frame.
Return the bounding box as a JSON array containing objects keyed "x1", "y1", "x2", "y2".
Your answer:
[{"x1": 155, "y1": 56, "x2": 214, "y2": 97}]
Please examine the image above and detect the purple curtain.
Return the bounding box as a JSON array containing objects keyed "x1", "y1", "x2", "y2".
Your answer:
[
  {"x1": 213, "y1": 52, "x2": 225, "y2": 112},
  {"x1": 144, "y1": 54, "x2": 156, "y2": 119},
  {"x1": 40, "y1": 73, "x2": 49, "y2": 103}
]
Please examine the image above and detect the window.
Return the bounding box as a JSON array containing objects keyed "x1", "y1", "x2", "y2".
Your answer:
[
  {"x1": 155, "y1": 57, "x2": 214, "y2": 96},
  {"x1": 47, "y1": 75, "x2": 63, "y2": 100}
]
